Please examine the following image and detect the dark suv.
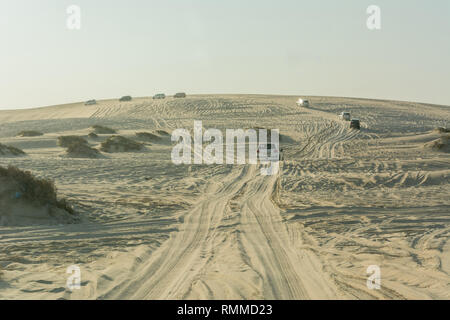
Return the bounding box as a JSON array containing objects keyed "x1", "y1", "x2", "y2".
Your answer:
[
  {"x1": 174, "y1": 92, "x2": 186, "y2": 98},
  {"x1": 153, "y1": 93, "x2": 166, "y2": 99},
  {"x1": 119, "y1": 96, "x2": 132, "y2": 102},
  {"x1": 350, "y1": 119, "x2": 361, "y2": 130},
  {"x1": 84, "y1": 99, "x2": 97, "y2": 106}
]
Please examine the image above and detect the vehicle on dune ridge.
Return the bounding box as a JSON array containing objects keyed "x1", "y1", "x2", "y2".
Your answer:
[
  {"x1": 339, "y1": 112, "x2": 351, "y2": 121},
  {"x1": 350, "y1": 119, "x2": 361, "y2": 130},
  {"x1": 153, "y1": 93, "x2": 166, "y2": 100},
  {"x1": 119, "y1": 96, "x2": 132, "y2": 102},
  {"x1": 174, "y1": 92, "x2": 186, "y2": 98},
  {"x1": 296, "y1": 98, "x2": 309, "y2": 107},
  {"x1": 84, "y1": 99, "x2": 97, "y2": 106}
]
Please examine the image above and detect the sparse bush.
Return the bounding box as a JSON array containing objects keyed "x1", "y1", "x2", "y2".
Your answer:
[
  {"x1": 0, "y1": 165, "x2": 74, "y2": 214},
  {"x1": 58, "y1": 136, "x2": 88, "y2": 148},
  {"x1": 55, "y1": 198, "x2": 75, "y2": 215},
  {"x1": 0, "y1": 143, "x2": 26, "y2": 156},
  {"x1": 156, "y1": 130, "x2": 170, "y2": 136},
  {"x1": 91, "y1": 125, "x2": 116, "y2": 134},
  {"x1": 66, "y1": 143, "x2": 101, "y2": 158},
  {"x1": 100, "y1": 135, "x2": 143, "y2": 153},
  {"x1": 135, "y1": 132, "x2": 161, "y2": 142},
  {"x1": 88, "y1": 132, "x2": 98, "y2": 139},
  {"x1": 57, "y1": 136, "x2": 101, "y2": 158},
  {"x1": 436, "y1": 127, "x2": 450, "y2": 133},
  {"x1": 16, "y1": 130, "x2": 43, "y2": 137},
  {"x1": 425, "y1": 135, "x2": 450, "y2": 153},
  {"x1": 0, "y1": 166, "x2": 56, "y2": 204}
]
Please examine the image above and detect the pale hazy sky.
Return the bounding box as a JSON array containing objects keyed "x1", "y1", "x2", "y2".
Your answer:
[{"x1": 1, "y1": 0, "x2": 449, "y2": 110}]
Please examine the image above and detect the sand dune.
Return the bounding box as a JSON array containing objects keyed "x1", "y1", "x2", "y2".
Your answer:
[{"x1": 0, "y1": 95, "x2": 449, "y2": 299}]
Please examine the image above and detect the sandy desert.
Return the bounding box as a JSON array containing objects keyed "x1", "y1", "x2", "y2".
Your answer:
[{"x1": 0, "y1": 94, "x2": 449, "y2": 300}]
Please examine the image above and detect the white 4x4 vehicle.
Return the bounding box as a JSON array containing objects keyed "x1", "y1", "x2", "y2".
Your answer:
[
  {"x1": 296, "y1": 99, "x2": 309, "y2": 107},
  {"x1": 153, "y1": 93, "x2": 166, "y2": 99},
  {"x1": 339, "y1": 112, "x2": 351, "y2": 121},
  {"x1": 257, "y1": 143, "x2": 283, "y2": 161}
]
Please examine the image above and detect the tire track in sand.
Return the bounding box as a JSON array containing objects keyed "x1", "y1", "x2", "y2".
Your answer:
[
  {"x1": 98, "y1": 163, "x2": 338, "y2": 299},
  {"x1": 100, "y1": 165, "x2": 255, "y2": 299}
]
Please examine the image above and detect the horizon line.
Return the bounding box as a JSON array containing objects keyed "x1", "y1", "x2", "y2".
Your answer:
[{"x1": 1, "y1": 93, "x2": 449, "y2": 112}]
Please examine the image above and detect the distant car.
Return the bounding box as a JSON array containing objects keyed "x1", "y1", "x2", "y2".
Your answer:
[
  {"x1": 350, "y1": 119, "x2": 361, "y2": 130},
  {"x1": 84, "y1": 99, "x2": 97, "y2": 106},
  {"x1": 153, "y1": 93, "x2": 166, "y2": 99},
  {"x1": 257, "y1": 143, "x2": 283, "y2": 161},
  {"x1": 174, "y1": 92, "x2": 186, "y2": 98},
  {"x1": 339, "y1": 112, "x2": 351, "y2": 121},
  {"x1": 119, "y1": 96, "x2": 132, "y2": 102},
  {"x1": 296, "y1": 98, "x2": 309, "y2": 107}
]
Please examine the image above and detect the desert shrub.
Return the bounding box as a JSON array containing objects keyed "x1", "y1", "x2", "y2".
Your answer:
[
  {"x1": 0, "y1": 143, "x2": 26, "y2": 156},
  {"x1": 88, "y1": 132, "x2": 98, "y2": 139},
  {"x1": 0, "y1": 166, "x2": 74, "y2": 214},
  {"x1": 425, "y1": 135, "x2": 450, "y2": 153},
  {"x1": 57, "y1": 136, "x2": 100, "y2": 158},
  {"x1": 135, "y1": 132, "x2": 161, "y2": 142},
  {"x1": 100, "y1": 135, "x2": 143, "y2": 153},
  {"x1": 91, "y1": 125, "x2": 116, "y2": 134},
  {"x1": 55, "y1": 198, "x2": 75, "y2": 215},
  {"x1": 16, "y1": 130, "x2": 43, "y2": 137},
  {"x1": 436, "y1": 127, "x2": 450, "y2": 133},
  {"x1": 0, "y1": 166, "x2": 56, "y2": 204},
  {"x1": 156, "y1": 130, "x2": 170, "y2": 136},
  {"x1": 58, "y1": 136, "x2": 88, "y2": 148},
  {"x1": 67, "y1": 143, "x2": 101, "y2": 158}
]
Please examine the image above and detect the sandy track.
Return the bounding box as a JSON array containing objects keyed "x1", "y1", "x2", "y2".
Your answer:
[
  {"x1": 98, "y1": 163, "x2": 340, "y2": 300},
  {"x1": 1, "y1": 94, "x2": 449, "y2": 299},
  {"x1": 97, "y1": 165, "x2": 254, "y2": 299}
]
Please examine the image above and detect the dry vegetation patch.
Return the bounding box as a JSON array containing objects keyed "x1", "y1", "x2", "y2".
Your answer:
[
  {"x1": 0, "y1": 166, "x2": 76, "y2": 219},
  {"x1": 88, "y1": 132, "x2": 98, "y2": 139},
  {"x1": 425, "y1": 134, "x2": 450, "y2": 153},
  {"x1": 66, "y1": 143, "x2": 101, "y2": 158},
  {"x1": 0, "y1": 143, "x2": 26, "y2": 156},
  {"x1": 91, "y1": 125, "x2": 116, "y2": 134},
  {"x1": 135, "y1": 132, "x2": 161, "y2": 142},
  {"x1": 16, "y1": 130, "x2": 43, "y2": 137},
  {"x1": 58, "y1": 136, "x2": 101, "y2": 158},
  {"x1": 156, "y1": 130, "x2": 170, "y2": 136},
  {"x1": 435, "y1": 127, "x2": 450, "y2": 134},
  {"x1": 58, "y1": 135, "x2": 88, "y2": 148},
  {"x1": 100, "y1": 135, "x2": 143, "y2": 153}
]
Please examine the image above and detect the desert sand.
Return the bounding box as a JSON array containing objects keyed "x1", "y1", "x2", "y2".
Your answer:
[{"x1": 0, "y1": 94, "x2": 449, "y2": 300}]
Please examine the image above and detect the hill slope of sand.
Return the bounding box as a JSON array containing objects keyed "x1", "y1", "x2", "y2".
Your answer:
[{"x1": 0, "y1": 95, "x2": 449, "y2": 299}]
